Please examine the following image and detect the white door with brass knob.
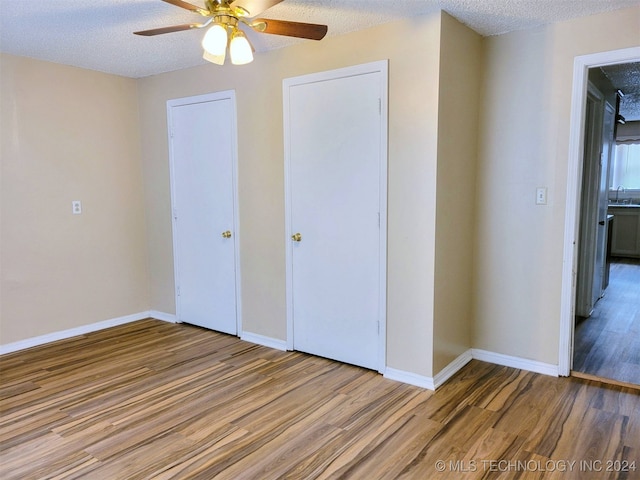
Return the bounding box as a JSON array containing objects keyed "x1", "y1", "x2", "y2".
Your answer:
[
  {"x1": 168, "y1": 91, "x2": 240, "y2": 335},
  {"x1": 284, "y1": 61, "x2": 388, "y2": 371}
]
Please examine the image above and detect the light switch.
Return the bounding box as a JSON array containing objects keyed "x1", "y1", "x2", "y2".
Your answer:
[
  {"x1": 72, "y1": 200, "x2": 82, "y2": 215},
  {"x1": 536, "y1": 187, "x2": 547, "y2": 205}
]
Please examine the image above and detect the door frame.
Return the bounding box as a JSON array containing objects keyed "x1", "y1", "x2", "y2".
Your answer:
[
  {"x1": 166, "y1": 90, "x2": 242, "y2": 333},
  {"x1": 575, "y1": 82, "x2": 604, "y2": 318},
  {"x1": 282, "y1": 60, "x2": 389, "y2": 373},
  {"x1": 559, "y1": 46, "x2": 640, "y2": 376}
]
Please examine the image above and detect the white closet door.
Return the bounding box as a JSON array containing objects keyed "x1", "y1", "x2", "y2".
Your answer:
[
  {"x1": 284, "y1": 62, "x2": 388, "y2": 371},
  {"x1": 168, "y1": 92, "x2": 240, "y2": 335}
]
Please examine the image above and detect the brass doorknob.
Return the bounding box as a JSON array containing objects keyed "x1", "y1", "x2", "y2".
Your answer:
[
  {"x1": 222, "y1": 230, "x2": 232, "y2": 239},
  {"x1": 291, "y1": 233, "x2": 302, "y2": 242}
]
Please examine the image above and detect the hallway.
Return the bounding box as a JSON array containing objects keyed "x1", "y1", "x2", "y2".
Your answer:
[{"x1": 573, "y1": 258, "x2": 640, "y2": 385}]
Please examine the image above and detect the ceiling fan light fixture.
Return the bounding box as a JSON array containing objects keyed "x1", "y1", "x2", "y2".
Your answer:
[
  {"x1": 135, "y1": 0, "x2": 328, "y2": 68},
  {"x1": 202, "y1": 23, "x2": 228, "y2": 56},
  {"x1": 230, "y1": 29, "x2": 253, "y2": 65}
]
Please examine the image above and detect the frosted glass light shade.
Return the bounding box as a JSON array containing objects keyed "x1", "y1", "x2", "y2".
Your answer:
[
  {"x1": 202, "y1": 24, "x2": 227, "y2": 56},
  {"x1": 230, "y1": 31, "x2": 253, "y2": 65},
  {"x1": 203, "y1": 49, "x2": 225, "y2": 65}
]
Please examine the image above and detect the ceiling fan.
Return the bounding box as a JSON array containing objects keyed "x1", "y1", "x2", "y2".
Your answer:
[{"x1": 134, "y1": 0, "x2": 328, "y2": 66}]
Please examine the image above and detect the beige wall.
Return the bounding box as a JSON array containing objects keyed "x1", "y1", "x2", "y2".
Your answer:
[
  {"x1": 0, "y1": 54, "x2": 149, "y2": 344},
  {"x1": 138, "y1": 14, "x2": 444, "y2": 376},
  {"x1": 474, "y1": 6, "x2": 640, "y2": 364},
  {"x1": 432, "y1": 14, "x2": 482, "y2": 373}
]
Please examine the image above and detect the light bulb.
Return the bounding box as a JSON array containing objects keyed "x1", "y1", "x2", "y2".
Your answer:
[
  {"x1": 230, "y1": 30, "x2": 253, "y2": 65},
  {"x1": 203, "y1": 49, "x2": 225, "y2": 65},
  {"x1": 202, "y1": 24, "x2": 227, "y2": 56}
]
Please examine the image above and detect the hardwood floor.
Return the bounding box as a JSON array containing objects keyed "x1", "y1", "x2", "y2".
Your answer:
[
  {"x1": 1, "y1": 319, "x2": 639, "y2": 479},
  {"x1": 573, "y1": 258, "x2": 640, "y2": 385}
]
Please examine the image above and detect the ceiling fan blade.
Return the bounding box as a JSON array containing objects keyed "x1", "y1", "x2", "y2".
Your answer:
[
  {"x1": 230, "y1": 0, "x2": 283, "y2": 17},
  {"x1": 161, "y1": 0, "x2": 209, "y2": 15},
  {"x1": 251, "y1": 18, "x2": 327, "y2": 40},
  {"x1": 134, "y1": 23, "x2": 204, "y2": 36}
]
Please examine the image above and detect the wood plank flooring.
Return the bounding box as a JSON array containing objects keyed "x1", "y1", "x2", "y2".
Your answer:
[
  {"x1": 1, "y1": 319, "x2": 639, "y2": 479},
  {"x1": 574, "y1": 258, "x2": 640, "y2": 385}
]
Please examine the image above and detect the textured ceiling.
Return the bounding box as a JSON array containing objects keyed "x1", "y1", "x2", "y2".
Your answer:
[
  {"x1": 1, "y1": 0, "x2": 639, "y2": 78},
  {"x1": 600, "y1": 62, "x2": 640, "y2": 121}
]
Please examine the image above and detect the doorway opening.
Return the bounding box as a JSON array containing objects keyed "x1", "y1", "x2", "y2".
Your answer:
[
  {"x1": 561, "y1": 47, "x2": 640, "y2": 386},
  {"x1": 573, "y1": 258, "x2": 640, "y2": 385}
]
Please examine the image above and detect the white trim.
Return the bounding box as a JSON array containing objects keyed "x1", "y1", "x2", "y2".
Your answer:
[
  {"x1": 560, "y1": 46, "x2": 640, "y2": 376},
  {"x1": 472, "y1": 349, "x2": 559, "y2": 377},
  {"x1": 384, "y1": 350, "x2": 472, "y2": 391},
  {"x1": 377, "y1": 61, "x2": 389, "y2": 373},
  {"x1": 240, "y1": 332, "x2": 287, "y2": 351},
  {"x1": 149, "y1": 311, "x2": 178, "y2": 323},
  {"x1": 0, "y1": 312, "x2": 150, "y2": 355},
  {"x1": 225, "y1": 92, "x2": 243, "y2": 335},
  {"x1": 433, "y1": 349, "x2": 473, "y2": 389},
  {"x1": 166, "y1": 90, "x2": 242, "y2": 335},
  {"x1": 283, "y1": 80, "x2": 294, "y2": 350},
  {"x1": 384, "y1": 348, "x2": 558, "y2": 391},
  {"x1": 384, "y1": 367, "x2": 435, "y2": 390},
  {"x1": 282, "y1": 60, "x2": 389, "y2": 373}
]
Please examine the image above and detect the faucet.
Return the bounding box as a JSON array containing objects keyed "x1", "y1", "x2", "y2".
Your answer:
[{"x1": 615, "y1": 185, "x2": 625, "y2": 203}]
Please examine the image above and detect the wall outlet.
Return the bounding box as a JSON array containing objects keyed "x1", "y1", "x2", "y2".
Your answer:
[
  {"x1": 72, "y1": 200, "x2": 82, "y2": 215},
  {"x1": 536, "y1": 187, "x2": 547, "y2": 205}
]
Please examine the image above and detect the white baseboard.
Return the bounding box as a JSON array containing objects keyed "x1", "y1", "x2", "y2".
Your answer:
[
  {"x1": 149, "y1": 311, "x2": 177, "y2": 323},
  {"x1": 384, "y1": 348, "x2": 557, "y2": 391},
  {"x1": 384, "y1": 349, "x2": 473, "y2": 391},
  {"x1": 433, "y1": 349, "x2": 473, "y2": 389},
  {"x1": 384, "y1": 367, "x2": 436, "y2": 390},
  {"x1": 240, "y1": 331, "x2": 288, "y2": 351},
  {"x1": 0, "y1": 311, "x2": 151, "y2": 355},
  {"x1": 471, "y1": 348, "x2": 559, "y2": 377},
  {"x1": 2, "y1": 314, "x2": 560, "y2": 386}
]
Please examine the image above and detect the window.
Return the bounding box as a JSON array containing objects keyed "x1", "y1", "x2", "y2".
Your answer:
[{"x1": 610, "y1": 143, "x2": 640, "y2": 190}]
